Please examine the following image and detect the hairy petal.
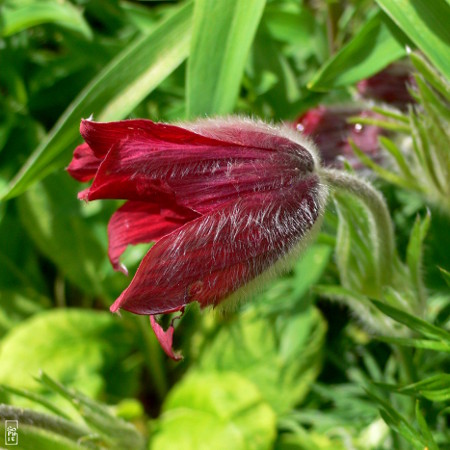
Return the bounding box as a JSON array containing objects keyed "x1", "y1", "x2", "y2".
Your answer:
[
  {"x1": 79, "y1": 120, "x2": 314, "y2": 213},
  {"x1": 108, "y1": 201, "x2": 199, "y2": 274},
  {"x1": 67, "y1": 143, "x2": 102, "y2": 182},
  {"x1": 110, "y1": 175, "x2": 323, "y2": 315}
]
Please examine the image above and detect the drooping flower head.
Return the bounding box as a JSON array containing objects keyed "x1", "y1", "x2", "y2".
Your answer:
[{"x1": 68, "y1": 117, "x2": 327, "y2": 359}]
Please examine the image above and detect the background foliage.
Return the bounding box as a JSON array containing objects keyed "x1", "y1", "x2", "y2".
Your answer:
[{"x1": 0, "y1": 0, "x2": 449, "y2": 449}]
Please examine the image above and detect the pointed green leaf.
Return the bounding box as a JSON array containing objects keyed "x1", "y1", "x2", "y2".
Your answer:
[
  {"x1": 366, "y1": 390, "x2": 427, "y2": 449},
  {"x1": 376, "y1": 336, "x2": 450, "y2": 353},
  {"x1": 378, "y1": 136, "x2": 414, "y2": 180},
  {"x1": 350, "y1": 140, "x2": 416, "y2": 190},
  {"x1": 376, "y1": 0, "x2": 450, "y2": 80},
  {"x1": 186, "y1": 0, "x2": 266, "y2": 117},
  {"x1": 409, "y1": 52, "x2": 450, "y2": 102},
  {"x1": 371, "y1": 299, "x2": 450, "y2": 341},
  {"x1": 376, "y1": 375, "x2": 450, "y2": 402},
  {"x1": 308, "y1": 11, "x2": 409, "y2": 91},
  {"x1": 415, "y1": 401, "x2": 439, "y2": 450},
  {"x1": 406, "y1": 211, "x2": 431, "y2": 304},
  {"x1": 2, "y1": 1, "x2": 193, "y2": 200}
]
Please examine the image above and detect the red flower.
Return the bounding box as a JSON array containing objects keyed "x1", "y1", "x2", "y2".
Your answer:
[
  {"x1": 295, "y1": 106, "x2": 383, "y2": 169},
  {"x1": 357, "y1": 63, "x2": 415, "y2": 110},
  {"x1": 68, "y1": 117, "x2": 326, "y2": 359}
]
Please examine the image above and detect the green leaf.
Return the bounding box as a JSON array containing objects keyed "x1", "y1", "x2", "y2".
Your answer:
[
  {"x1": 2, "y1": 1, "x2": 193, "y2": 200},
  {"x1": 375, "y1": 0, "x2": 450, "y2": 80},
  {"x1": 406, "y1": 211, "x2": 431, "y2": 304},
  {"x1": 378, "y1": 136, "x2": 414, "y2": 180},
  {"x1": 151, "y1": 372, "x2": 276, "y2": 450},
  {"x1": 0, "y1": 309, "x2": 135, "y2": 399},
  {"x1": 333, "y1": 191, "x2": 382, "y2": 298},
  {"x1": 376, "y1": 336, "x2": 450, "y2": 353},
  {"x1": 186, "y1": 0, "x2": 266, "y2": 117},
  {"x1": 308, "y1": 11, "x2": 409, "y2": 91},
  {"x1": 17, "y1": 172, "x2": 106, "y2": 295},
  {"x1": 439, "y1": 267, "x2": 450, "y2": 287},
  {"x1": 371, "y1": 299, "x2": 450, "y2": 341},
  {"x1": 349, "y1": 140, "x2": 416, "y2": 190},
  {"x1": 409, "y1": 52, "x2": 450, "y2": 102},
  {"x1": 415, "y1": 401, "x2": 439, "y2": 450},
  {"x1": 376, "y1": 374, "x2": 450, "y2": 402},
  {"x1": 2, "y1": 0, "x2": 92, "y2": 39},
  {"x1": 366, "y1": 390, "x2": 427, "y2": 449},
  {"x1": 198, "y1": 307, "x2": 326, "y2": 414}
]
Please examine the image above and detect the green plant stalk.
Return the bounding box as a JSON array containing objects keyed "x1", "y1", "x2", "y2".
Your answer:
[
  {"x1": 320, "y1": 168, "x2": 395, "y2": 287},
  {"x1": 0, "y1": 404, "x2": 95, "y2": 446},
  {"x1": 137, "y1": 316, "x2": 168, "y2": 399}
]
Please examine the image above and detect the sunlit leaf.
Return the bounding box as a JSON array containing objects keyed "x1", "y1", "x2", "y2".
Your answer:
[
  {"x1": 151, "y1": 372, "x2": 276, "y2": 450},
  {"x1": 186, "y1": 0, "x2": 266, "y2": 117}
]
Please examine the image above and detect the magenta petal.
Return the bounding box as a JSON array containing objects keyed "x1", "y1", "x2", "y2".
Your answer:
[
  {"x1": 110, "y1": 175, "x2": 322, "y2": 316},
  {"x1": 150, "y1": 314, "x2": 183, "y2": 361},
  {"x1": 67, "y1": 143, "x2": 102, "y2": 182},
  {"x1": 108, "y1": 200, "x2": 199, "y2": 273}
]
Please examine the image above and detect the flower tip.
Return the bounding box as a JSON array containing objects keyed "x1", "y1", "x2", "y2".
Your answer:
[
  {"x1": 110, "y1": 295, "x2": 123, "y2": 313},
  {"x1": 150, "y1": 315, "x2": 183, "y2": 361}
]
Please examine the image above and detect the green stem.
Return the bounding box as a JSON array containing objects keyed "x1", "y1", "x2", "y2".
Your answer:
[
  {"x1": 0, "y1": 404, "x2": 95, "y2": 446},
  {"x1": 137, "y1": 316, "x2": 168, "y2": 399},
  {"x1": 320, "y1": 168, "x2": 395, "y2": 287}
]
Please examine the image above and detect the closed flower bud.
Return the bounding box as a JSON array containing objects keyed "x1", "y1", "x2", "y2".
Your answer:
[{"x1": 68, "y1": 117, "x2": 327, "y2": 359}]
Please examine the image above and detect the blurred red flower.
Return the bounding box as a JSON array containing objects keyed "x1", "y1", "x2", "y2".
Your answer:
[
  {"x1": 68, "y1": 118, "x2": 326, "y2": 359},
  {"x1": 295, "y1": 106, "x2": 383, "y2": 169},
  {"x1": 357, "y1": 63, "x2": 415, "y2": 110}
]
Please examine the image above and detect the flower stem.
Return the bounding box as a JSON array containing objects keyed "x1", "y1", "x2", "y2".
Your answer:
[
  {"x1": 137, "y1": 316, "x2": 168, "y2": 400},
  {"x1": 320, "y1": 168, "x2": 395, "y2": 287}
]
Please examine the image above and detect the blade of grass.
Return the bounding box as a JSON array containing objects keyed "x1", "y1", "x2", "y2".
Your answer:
[
  {"x1": 376, "y1": 0, "x2": 450, "y2": 80},
  {"x1": 2, "y1": 1, "x2": 193, "y2": 201},
  {"x1": 186, "y1": 0, "x2": 266, "y2": 117}
]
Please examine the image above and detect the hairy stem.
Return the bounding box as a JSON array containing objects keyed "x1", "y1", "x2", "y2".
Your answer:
[{"x1": 320, "y1": 168, "x2": 395, "y2": 287}]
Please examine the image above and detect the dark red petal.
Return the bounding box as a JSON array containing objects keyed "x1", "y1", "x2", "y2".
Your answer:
[
  {"x1": 80, "y1": 118, "x2": 235, "y2": 159},
  {"x1": 150, "y1": 314, "x2": 183, "y2": 361},
  {"x1": 80, "y1": 120, "x2": 314, "y2": 213},
  {"x1": 67, "y1": 143, "x2": 102, "y2": 182},
  {"x1": 108, "y1": 200, "x2": 199, "y2": 274},
  {"x1": 110, "y1": 175, "x2": 323, "y2": 316}
]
